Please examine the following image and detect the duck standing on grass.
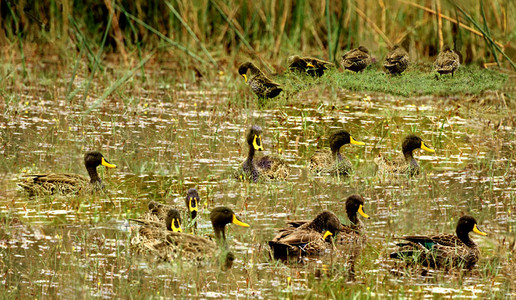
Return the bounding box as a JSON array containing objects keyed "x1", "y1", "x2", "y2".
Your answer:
[
  {"x1": 309, "y1": 130, "x2": 365, "y2": 176},
  {"x1": 287, "y1": 55, "x2": 334, "y2": 77},
  {"x1": 434, "y1": 45, "x2": 460, "y2": 77},
  {"x1": 238, "y1": 62, "x2": 282, "y2": 99},
  {"x1": 18, "y1": 151, "x2": 117, "y2": 195},
  {"x1": 384, "y1": 44, "x2": 409, "y2": 75},
  {"x1": 374, "y1": 134, "x2": 435, "y2": 176},
  {"x1": 341, "y1": 46, "x2": 371, "y2": 72},
  {"x1": 390, "y1": 216, "x2": 487, "y2": 269},
  {"x1": 240, "y1": 125, "x2": 290, "y2": 182}
]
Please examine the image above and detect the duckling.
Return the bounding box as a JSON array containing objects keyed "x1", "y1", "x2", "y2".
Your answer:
[
  {"x1": 18, "y1": 151, "x2": 116, "y2": 195},
  {"x1": 374, "y1": 135, "x2": 435, "y2": 176},
  {"x1": 238, "y1": 62, "x2": 282, "y2": 99},
  {"x1": 434, "y1": 45, "x2": 460, "y2": 77},
  {"x1": 309, "y1": 130, "x2": 365, "y2": 176},
  {"x1": 384, "y1": 44, "x2": 409, "y2": 75},
  {"x1": 132, "y1": 206, "x2": 249, "y2": 263},
  {"x1": 390, "y1": 216, "x2": 487, "y2": 269},
  {"x1": 269, "y1": 210, "x2": 345, "y2": 259},
  {"x1": 341, "y1": 46, "x2": 371, "y2": 72},
  {"x1": 287, "y1": 55, "x2": 334, "y2": 77},
  {"x1": 241, "y1": 125, "x2": 290, "y2": 182}
]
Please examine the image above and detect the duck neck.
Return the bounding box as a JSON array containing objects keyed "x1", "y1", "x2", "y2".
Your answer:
[
  {"x1": 347, "y1": 212, "x2": 361, "y2": 230},
  {"x1": 331, "y1": 148, "x2": 342, "y2": 161},
  {"x1": 246, "y1": 145, "x2": 255, "y2": 165},
  {"x1": 457, "y1": 229, "x2": 475, "y2": 248},
  {"x1": 214, "y1": 225, "x2": 228, "y2": 248},
  {"x1": 86, "y1": 166, "x2": 101, "y2": 184}
]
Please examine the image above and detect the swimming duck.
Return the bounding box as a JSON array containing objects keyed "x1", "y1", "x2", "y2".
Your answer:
[
  {"x1": 185, "y1": 188, "x2": 200, "y2": 229},
  {"x1": 286, "y1": 195, "x2": 369, "y2": 245},
  {"x1": 384, "y1": 44, "x2": 409, "y2": 75},
  {"x1": 241, "y1": 125, "x2": 290, "y2": 182},
  {"x1": 132, "y1": 206, "x2": 249, "y2": 263},
  {"x1": 269, "y1": 210, "x2": 345, "y2": 259},
  {"x1": 287, "y1": 55, "x2": 334, "y2": 77},
  {"x1": 309, "y1": 130, "x2": 365, "y2": 176},
  {"x1": 18, "y1": 151, "x2": 116, "y2": 195},
  {"x1": 136, "y1": 208, "x2": 183, "y2": 240},
  {"x1": 390, "y1": 215, "x2": 487, "y2": 269},
  {"x1": 434, "y1": 45, "x2": 460, "y2": 77},
  {"x1": 374, "y1": 135, "x2": 435, "y2": 176},
  {"x1": 238, "y1": 62, "x2": 282, "y2": 99},
  {"x1": 341, "y1": 46, "x2": 371, "y2": 72},
  {"x1": 134, "y1": 188, "x2": 200, "y2": 230}
]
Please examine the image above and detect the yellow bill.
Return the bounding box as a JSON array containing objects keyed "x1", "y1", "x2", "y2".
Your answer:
[
  {"x1": 232, "y1": 214, "x2": 250, "y2": 227},
  {"x1": 350, "y1": 136, "x2": 365, "y2": 146},
  {"x1": 101, "y1": 157, "x2": 117, "y2": 168},
  {"x1": 242, "y1": 74, "x2": 248, "y2": 83},
  {"x1": 307, "y1": 63, "x2": 315, "y2": 68},
  {"x1": 322, "y1": 231, "x2": 333, "y2": 240},
  {"x1": 171, "y1": 219, "x2": 182, "y2": 232},
  {"x1": 473, "y1": 224, "x2": 487, "y2": 236},
  {"x1": 358, "y1": 204, "x2": 370, "y2": 219},
  {"x1": 420, "y1": 142, "x2": 435, "y2": 153},
  {"x1": 253, "y1": 135, "x2": 264, "y2": 151},
  {"x1": 188, "y1": 197, "x2": 198, "y2": 212}
]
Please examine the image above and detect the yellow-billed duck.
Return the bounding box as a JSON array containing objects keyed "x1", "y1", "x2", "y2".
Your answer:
[
  {"x1": 241, "y1": 125, "x2": 290, "y2": 182},
  {"x1": 309, "y1": 130, "x2": 365, "y2": 176},
  {"x1": 434, "y1": 45, "x2": 460, "y2": 77},
  {"x1": 269, "y1": 210, "x2": 345, "y2": 259},
  {"x1": 18, "y1": 151, "x2": 116, "y2": 195},
  {"x1": 341, "y1": 46, "x2": 371, "y2": 72},
  {"x1": 286, "y1": 195, "x2": 370, "y2": 246},
  {"x1": 384, "y1": 44, "x2": 409, "y2": 75},
  {"x1": 238, "y1": 62, "x2": 282, "y2": 99},
  {"x1": 185, "y1": 188, "x2": 200, "y2": 229},
  {"x1": 390, "y1": 216, "x2": 487, "y2": 269},
  {"x1": 132, "y1": 206, "x2": 249, "y2": 263},
  {"x1": 374, "y1": 134, "x2": 435, "y2": 176},
  {"x1": 287, "y1": 55, "x2": 334, "y2": 77}
]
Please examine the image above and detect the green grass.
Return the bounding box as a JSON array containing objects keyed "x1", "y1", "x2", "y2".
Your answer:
[{"x1": 279, "y1": 65, "x2": 508, "y2": 97}]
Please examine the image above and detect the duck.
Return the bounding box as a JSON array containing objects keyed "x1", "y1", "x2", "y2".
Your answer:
[
  {"x1": 309, "y1": 130, "x2": 365, "y2": 176},
  {"x1": 390, "y1": 215, "x2": 487, "y2": 269},
  {"x1": 185, "y1": 188, "x2": 200, "y2": 229},
  {"x1": 287, "y1": 55, "x2": 334, "y2": 77},
  {"x1": 285, "y1": 195, "x2": 369, "y2": 246},
  {"x1": 18, "y1": 151, "x2": 116, "y2": 195},
  {"x1": 131, "y1": 206, "x2": 249, "y2": 263},
  {"x1": 136, "y1": 208, "x2": 184, "y2": 240},
  {"x1": 341, "y1": 46, "x2": 371, "y2": 72},
  {"x1": 269, "y1": 210, "x2": 345, "y2": 259},
  {"x1": 384, "y1": 44, "x2": 409, "y2": 75},
  {"x1": 238, "y1": 62, "x2": 282, "y2": 99},
  {"x1": 241, "y1": 125, "x2": 290, "y2": 182},
  {"x1": 133, "y1": 188, "x2": 201, "y2": 230},
  {"x1": 434, "y1": 45, "x2": 460, "y2": 77},
  {"x1": 374, "y1": 134, "x2": 435, "y2": 176}
]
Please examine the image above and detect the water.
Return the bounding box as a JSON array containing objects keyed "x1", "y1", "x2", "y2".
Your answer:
[{"x1": 0, "y1": 77, "x2": 514, "y2": 298}]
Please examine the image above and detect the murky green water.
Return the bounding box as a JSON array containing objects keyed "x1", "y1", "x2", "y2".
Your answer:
[{"x1": 1, "y1": 75, "x2": 515, "y2": 298}]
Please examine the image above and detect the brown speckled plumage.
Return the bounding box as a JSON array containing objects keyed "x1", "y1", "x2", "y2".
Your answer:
[
  {"x1": 287, "y1": 55, "x2": 334, "y2": 77},
  {"x1": 238, "y1": 62, "x2": 282, "y2": 99},
  {"x1": 384, "y1": 45, "x2": 409, "y2": 75},
  {"x1": 341, "y1": 46, "x2": 371, "y2": 72},
  {"x1": 390, "y1": 216, "x2": 486, "y2": 269},
  {"x1": 434, "y1": 45, "x2": 460, "y2": 76},
  {"x1": 240, "y1": 125, "x2": 290, "y2": 182},
  {"x1": 18, "y1": 151, "x2": 116, "y2": 195},
  {"x1": 374, "y1": 135, "x2": 434, "y2": 177}
]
